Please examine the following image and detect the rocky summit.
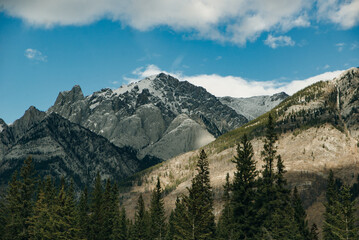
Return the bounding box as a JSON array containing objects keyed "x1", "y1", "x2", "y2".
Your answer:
[{"x1": 49, "y1": 73, "x2": 248, "y2": 160}]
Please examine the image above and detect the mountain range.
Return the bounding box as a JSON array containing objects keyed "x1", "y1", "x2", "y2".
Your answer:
[
  {"x1": 116, "y1": 67, "x2": 359, "y2": 228},
  {"x1": 0, "y1": 73, "x2": 287, "y2": 188}
]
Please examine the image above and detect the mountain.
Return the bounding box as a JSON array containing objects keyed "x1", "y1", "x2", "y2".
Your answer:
[
  {"x1": 0, "y1": 110, "x2": 161, "y2": 189},
  {"x1": 219, "y1": 92, "x2": 289, "y2": 120},
  {"x1": 117, "y1": 68, "x2": 359, "y2": 227},
  {"x1": 49, "y1": 73, "x2": 248, "y2": 160}
]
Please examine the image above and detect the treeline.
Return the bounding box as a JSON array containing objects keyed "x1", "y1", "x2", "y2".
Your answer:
[{"x1": 0, "y1": 115, "x2": 358, "y2": 239}]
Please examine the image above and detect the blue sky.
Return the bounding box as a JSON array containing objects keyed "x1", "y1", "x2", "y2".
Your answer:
[{"x1": 0, "y1": 0, "x2": 358, "y2": 123}]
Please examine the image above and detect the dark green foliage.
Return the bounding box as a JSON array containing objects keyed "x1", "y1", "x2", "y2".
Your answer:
[
  {"x1": 254, "y1": 114, "x2": 301, "y2": 239},
  {"x1": 149, "y1": 177, "x2": 166, "y2": 240},
  {"x1": 231, "y1": 134, "x2": 258, "y2": 239},
  {"x1": 89, "y1": 172, "x2": 104, "y2": 240},
  {"x1": 4, "y1": 156, "x2": 37, "y2": 240},
  {"x1": 132, "y1": 194, "x2": 149, "y2": 240},
  {"x1": 77, "y1": 186, "x2": 90, "y2": 239},
  {"x1": 292, "y1": 187, "x2": 310, "y2": 240},
  {"x1": 182, "y1": 150, "x2": 216, "y2": 240},
  {"x1": 217, "y1": 173, "x2": 233, "y2": 239},
  {"x1": 324, "y1": 182, "x2": 357, "y2": 240}
]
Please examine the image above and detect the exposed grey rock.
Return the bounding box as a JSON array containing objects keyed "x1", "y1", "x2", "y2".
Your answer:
[
  {"x1": 0, "y1": 113, "x2": 161, "y2": 188},
  {"x1": 49, "y1": 73, "x2": 248, "y2": 160},
  {"x1": 139, "y1": 114, "x2": 215, "y2": 160},
  {"x1": 335, "y1": 67, "x2": 359, "y2": 138},
  {"x1": 219, "y1": 92, "x2": 289, "y2": 121}
]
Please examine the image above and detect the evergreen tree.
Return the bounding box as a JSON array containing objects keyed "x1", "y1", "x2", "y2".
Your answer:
[
  {"x1": 181, "y1": 149, "x2": 216, "y2": 240},
  {"x1": 4, "y1": 156, "x2": 37, "y2": 240},
  {"x1": 255, "y1": 115, "x2": 300, "y2": 239},
  {"x1": 171, "y1": 197, "x2": 191, "y2": 240},
  {"x1": 165, "y1": 210, "x2": 175, "y2": 240},
  {"x1": 217, "y1": 173, "x2": 233, "y2": 239},
  {"x1": 231, "y1": 134, "x2": 258, "y2": 239},
  {"x1": 149, "y1": 177, "x2": 166, "y2": 240},
  {"x1": 77, "y1": 186, "x2": 90, "y2": 240},
  {"x1": 102, "y1": 180, "x2": 118, "y2": 239},
  {"x1": 324, "y1": 184, "x2": 357, "y2": 240},
  {"x1": 292, "y1": 187, "x2": 310, "y2": 239},
  {"x1": 89, "y1": 172, "x2": 104, "y2": 240},
  {"x1": 132, "y1": 194, "x2": 148, "y2": 240},
  {"x1": 323, "y1": 170, "x2": 340, "y2": 240},
  {"x1": 27, "y1": 190, "x2": 54, "y2": 240}
]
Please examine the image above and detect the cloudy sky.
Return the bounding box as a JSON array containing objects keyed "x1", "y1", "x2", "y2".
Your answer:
[{"x1": 0, "y1": 0, "x2": 358, "y2": 123}]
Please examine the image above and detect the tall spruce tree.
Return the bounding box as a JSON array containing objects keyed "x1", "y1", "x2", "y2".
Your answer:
[
  {"x1": 231, "y1": 134, "x2": 258, "y2": 239},
  {"x1": 77, "y1": 186, "x2": 90, "y2": 239},
  {"x1": 181, "y1": 149, "x2": 216, "y2": 240},
  {"x1": 217, "y1": 173, "x2": 233, "y2": 240},
  {"x1": 171, "y1": 197, "x2": 191, "y2": 240},
  {"x1": 132, "y1": 194, "x2": 149, "y2": 240},
  {"x1": 149, "y1": 177, "x2": 166, "y2": 240},
  {"x1": 324, "y1": 184, "x2": 357, "y2": 240},
  {"x1": 90, "y1": 172, "x2": 104, "y2": 240},
  {"x1": 255, "y1": 114, "x2": 301, "y2": 239},
  {"x1": 323, "y1": 170, "x2": 340, "y2": 240}
]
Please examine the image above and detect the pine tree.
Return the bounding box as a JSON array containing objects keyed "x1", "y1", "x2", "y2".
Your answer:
[
  {"x1": 255, "y1": 115, "x2": 300, "y2": 239},
  {"x1": 231, "y1": 134, "x2": 258, "y2": 239},
  {"x1": 172, "y1": 197, "x2": 191, "y2": 240},
  {"x1": 324, "y1": 184, "x2": 357, "y2": 240},
  {"x1": 27, "y1": 190, "x2": 54, "y2": 240},
  {"x1": 4, "y1": 156, "x2": 37, "y2": 240},
  {"x1": 217, "y1": 173, "x2": 233, "y2": 239},
  {"x1": 323, "y1": 170, "x2": 340, "y2": 240},
  {"x1": 132, "y1": 194, "x2": 148, "y2": 240},
  {"x1": 181, "y1": 149, "x2": 216, "y2": 240},
  {"x1": 89, "y1": 172, "x2": 104, "y2": 240},
  {"x1": 149, "y1": 177, "x2": 166, "y2": 240},
  {"x1": 292, "y1": 187, "x2": 310, "y2": 239},
  {"x1": 165, "y1": 210, "x2": 175, "y2": 240},
  {"x1": 102, "y1": 180, "x2": 118, "y2": 239},
  {"x1": 77, "y1": 186, "x2": 90, "y2": 239}
]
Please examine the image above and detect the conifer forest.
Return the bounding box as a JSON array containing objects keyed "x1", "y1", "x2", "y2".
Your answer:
[{"x1": 1, "y1": 115, "x2": 358, "y2": 240}]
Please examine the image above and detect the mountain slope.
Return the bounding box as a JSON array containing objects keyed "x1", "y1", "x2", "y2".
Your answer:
[
  {"x1": 49, "y1": 73, "x2": 248, "y2": 160},
  {"x1": 219, "y1": 92, "x2": 288, "y2": 120},
  {"x1": 117, "y1": 68, "x2": 359, "y2": 227},
  {"x1": 0, "y1": 112, "x2": 161, "y2": 188}
]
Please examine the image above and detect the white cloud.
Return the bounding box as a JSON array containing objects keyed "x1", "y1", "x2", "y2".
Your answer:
[
  {"x1": 0, "y1": 0, "x2": 311, "y2": 45},
  {"x1": 124, "y1": 64, "x2": 345, "y2": 97},
  {"x1": 3, "y1": 1, "x2": 357, "y2": 46},
  {"x1": 264, "y1": 34, "x2": 295, "y2": 48},
  {"x1": 24, "y1": 48, "x2": 47, "y2": 62},
  {"x1": 317, "y1": 0, "x2": 359, "y2": 28}
]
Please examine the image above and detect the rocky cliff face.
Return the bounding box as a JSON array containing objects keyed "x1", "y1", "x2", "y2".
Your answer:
[
  {"x1": 49, "y1": 73, "x2": 248, "y2": 160},
  {"x1": 0, "y1": 112, "x2": 161, "y2": 188},
  {"x1": 219, "y1": 92, "x2": 288, "y2": 121}
]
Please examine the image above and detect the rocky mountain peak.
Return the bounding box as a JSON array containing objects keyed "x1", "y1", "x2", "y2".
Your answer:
[
  {"x1": 52, "y1": 84, "x2": 84, "y2": 108},
  {"x1": 0, "y1": 118, "x2": 7, "y2": 133},
  {"x1": 270, "y1": 92, "x2": 289, "y2": 101}
]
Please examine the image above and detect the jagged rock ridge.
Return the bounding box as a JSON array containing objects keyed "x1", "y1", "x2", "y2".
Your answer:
[
  {"x1": 0, "y1": 109, "x2": 161, "y2": 189},
  {"x1": 219, "y1": 92, "x2": 289, "y2": 121},
  {"x1": 49, "y1": 73, "x2": 248, "y2": 160}
]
